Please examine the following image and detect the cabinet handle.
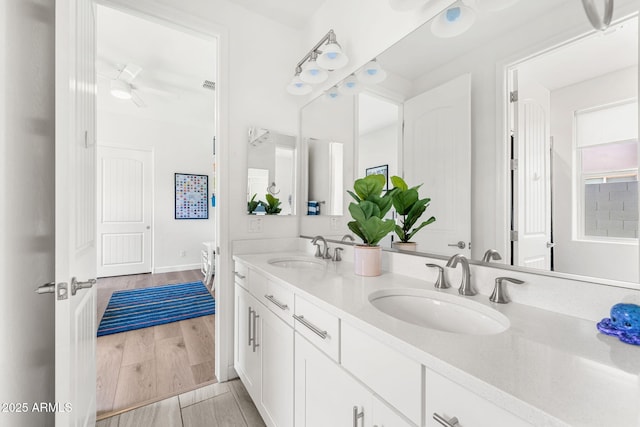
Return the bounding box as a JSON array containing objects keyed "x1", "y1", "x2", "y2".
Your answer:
[
  {"x1": 248, "y1": 307, "x2": 254, "y2": 347},
  {"x1": 433, "y1": 413, "x2": 459, "y2": 427},
  {"x1": 234, "y1": 271, "x2": 246, "y2": 279},
  {"x1": 265, "y1": 294, "x2": 289, "y2": 311},
  {"x1": 252, "y1": 313, "x2": 260, "y2": 352},
  {"x1": 293, "y1": 314, "x2": 328, "y2": 340},
  {"x1": 352, "y1": 406, "x2": 364, "y2": 427}
]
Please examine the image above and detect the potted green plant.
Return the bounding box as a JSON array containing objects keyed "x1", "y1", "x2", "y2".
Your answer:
[
  {"x1": 262, "y1": 193, "x2": 282, "y2": 215},
  {"x1": 347, "y1": 174, "x2": 396, "y2": 276},
  {"x1": 389, "y1": 176, "x2": 436, "y2": 251},
  {"x1": 247, "y1": 194, "x2": 261, "y2": 214}
]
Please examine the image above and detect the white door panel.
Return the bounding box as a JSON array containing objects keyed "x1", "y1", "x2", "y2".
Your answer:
[
  {"x1": 403, "y1": 74, "x2": 471, "y2": 256},
  {"x1": 512, "y1": 70, "x2": 552, "y2": 270},
  {"x1": 97, "y1": 146, "x2": 152, "y2": 277},
  {"x1": 55, "y1": 0, "x2": 97, "y2": 425}
]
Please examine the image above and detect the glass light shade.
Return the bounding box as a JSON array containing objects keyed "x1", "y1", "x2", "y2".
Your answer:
[
  {"x1": 110, "y1": 79, "x2": 132, "y2": 99},
  {"x1": 300, "y1": 58, "x2": 329, "y2": 84},
  {"x1": 356, "y1": 60, "x2": 387, "y2": 84},
  {"x1": 431, "y1": 4, "x2": 477, "y2": 38},
  {"x1": 317, "y1": 42, "x2": 349, "y2": 70},
  {"x1": 286, "y1": 75, "x2": 312, "y2": 95},
  {"x1": 325, "y1": 86, "x2": 341, "y2": 101},
  {"x1": 388, "y1": 0, "x2": 426, "y2": 11},
  {"x1": 339, "y1": 75, "x2": 361, "y2": 95}
]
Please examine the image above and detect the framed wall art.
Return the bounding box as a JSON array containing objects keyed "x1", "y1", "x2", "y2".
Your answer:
[
  {"x1": 365, "y1": 164, "x2": 389, "y2": 190},
  {"x1": 175, "y1": 173, "x2": 209, "y2": 219}
]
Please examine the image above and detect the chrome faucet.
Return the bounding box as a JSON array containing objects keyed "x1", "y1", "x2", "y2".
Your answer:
[
  {"x1": 482, "y1": 249, "x2": 502, "y2": 263},
  {"x1": 341, "y1": 234, "x2": 355, "y2": 244},
  {"x1": 490, "y1": 277, "x2": 525, "y2": 304},
  {"x1": 311, "y1": 236, "x2": 331, "y2": 259},
  {"x1": 446, "y1": 254, "x2": 476, "y2": 296}
]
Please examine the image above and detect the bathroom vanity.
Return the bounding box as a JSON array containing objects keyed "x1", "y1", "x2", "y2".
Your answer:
[{"x1": 232, "y1": 243, "x2": 640, "y2": 427}]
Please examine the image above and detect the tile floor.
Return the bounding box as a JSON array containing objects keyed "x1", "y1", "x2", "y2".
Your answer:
[{"x1": 96, "y1": 379, "x2": 266, "y2": 427}]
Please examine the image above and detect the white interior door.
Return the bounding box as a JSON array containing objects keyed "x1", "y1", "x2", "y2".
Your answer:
[
  {"x1": 97, "y1": 146, "x2": 153, "y2": 277},
  {"x1": 403, "y1": 74, "x2": 471, "y2": 256},
  {"x1": 55, "y1": 0, "x2": 97, "y2": 425},
  {"x1": 511, "y1": 70, "x2": 552, "y2": 270}
]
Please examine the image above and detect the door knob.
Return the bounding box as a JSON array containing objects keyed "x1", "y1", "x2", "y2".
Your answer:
[
  {"x1": 448, "y1": 241, "x2": 466, "y2": 249},
  {"x1": 71, "y1": 277, "x2": 96, "y2": 295},
  {"x1": 35, "y1": 282, "x2": 56, "y2": 294},
  {"x1": 546, "y1": 241, "x2": 555, "y2": 248}
]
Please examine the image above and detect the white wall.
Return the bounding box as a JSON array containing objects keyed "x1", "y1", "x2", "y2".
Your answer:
[
  {"x1": 551, "y1": 66, "x2": 638, "y2": 282},
  {"x1": 0, "y1": 0, "x2": 56, "y2": 426},
  {"x1": 98, "y1": 111, "x2": 216, "y2": 272},
  {"x1": 358, "y1": 124, "x2": 399, "y2": 179}
]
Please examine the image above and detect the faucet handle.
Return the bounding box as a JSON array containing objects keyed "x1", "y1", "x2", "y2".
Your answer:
[
  {"x1": 332, "y1": 247, "x2": 343, "y2": 262},
  {"x1": 490, "y1": 277, "x2": 525, "y2": 304},
  {"x1": 425, "y1": 264, "x2": 450, "y2": 289}
]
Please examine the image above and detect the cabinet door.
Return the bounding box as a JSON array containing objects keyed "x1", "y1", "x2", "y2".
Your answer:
[
  {"x1": 295, "y1": 333, "x2": 371, "y2": 427},
  {"x1": 234, "y1": 284, "x2": 261, "y2": 399},
  {"x1": 260, "y1": 306, "x2": 294, "y2": 427},
  {"x1": 372, "y1": 396, "x2": 416, "y2": 427},
  {"x1": 425, "y1": 369, "x2": 532, "y2": 427}
]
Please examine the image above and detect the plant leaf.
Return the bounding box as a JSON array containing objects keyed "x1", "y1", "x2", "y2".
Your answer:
[
  {"x1": 353, "y1": 174, "x2": 385, "y2": 200},
  {"x1": 406, "y1": 216, "x2": 436, "y2": 241},
  {"x1": 390, "y1": 175, "x2": 408, "y2": 191}
]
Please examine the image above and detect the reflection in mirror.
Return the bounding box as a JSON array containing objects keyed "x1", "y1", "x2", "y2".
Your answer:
[
  {"x1": 306, "y1": 138, "x2": 343, "y2": 215},
  {"x1": 299, "y1": 0, "x2": 639, "y2": 285},
  {"x1": 247, "y1": 127, "x2": 296, "y2": 215}
]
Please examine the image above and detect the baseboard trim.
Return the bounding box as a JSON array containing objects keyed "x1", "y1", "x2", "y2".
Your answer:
[{"x1": 154, "y1": 263, "x2": 201, "y2": 274}]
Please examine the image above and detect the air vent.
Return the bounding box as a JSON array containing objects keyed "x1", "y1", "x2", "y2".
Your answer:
[{"x1": 202, "y1": 80, "x2": 216, "y2": 90}]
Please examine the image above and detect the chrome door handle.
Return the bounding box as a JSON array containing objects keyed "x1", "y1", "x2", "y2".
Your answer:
[
  {"x1": 293, "y1": 315, "x2": 328, "y2": 339},
  {"x1": 248, "y1": 307, "x2": 254, "y2": 347},
  {"x1": 433, "y1": 413, "x2": 459, "y2": 427},
  {"x1": 546, "y1": 241, "x2": 556, "y2": 248},
  {"x1": 35, "y1": 282, "x2": 56, "y2": 294},
  {"x1": 252, "y1": 313, "x2": 260, "y2": 352},
  {"x1": 234, "y1": 271, "x2": 246, "y2": 280},
  {"x1": 448, "y1": 241, "x2": 466, "y2": 249},
  {"x1": 71, "y1": 277, "x2": 96, "y2": 295},
  {"x1": 264, "y1": 294, "x2": 289, "y2": 311}
]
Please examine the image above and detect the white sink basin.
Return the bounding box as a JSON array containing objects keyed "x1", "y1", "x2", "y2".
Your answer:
[
  {"x1": 268, "y1": 256, "x2": 327, "y2": 270},
  {"x1": 369, "y1": 288, "x2": 509, "y2": 335}
]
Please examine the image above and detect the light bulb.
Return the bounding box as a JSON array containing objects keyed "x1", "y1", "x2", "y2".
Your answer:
[
  {"x1": 286, "y1": 75, "x2": 312, "y2": 95},
  {"x1": 300, "y1": 56, "x2": 329, "y2": 84},
  {"x1": 317, "y1": 42, "x2": 349, "y2": 70},
  {"x1": 356, "y1": 60, "x2": 387, "y2": 84},
  {"x1": 325, "y1": 86, "x2": 340, "y2": 101},
  {"x1": 339, "y1": 75, "x2": 361, "y2": 95},
  {"x1": 431, "y1": 3, "x2": 477, "y2": 38}
]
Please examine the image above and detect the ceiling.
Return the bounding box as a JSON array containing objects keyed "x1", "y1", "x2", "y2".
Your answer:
[
  {"x1": 226, "y1": 0, "x2": 325, "y2": 29},
  {"x1": 96, "y1": 5, "x2": 217, "y2": 126}
]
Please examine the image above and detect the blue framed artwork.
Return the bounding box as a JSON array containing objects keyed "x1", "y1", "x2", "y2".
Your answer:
[{"x1": 175, "y1": 173, "x2": 209, "y2": 219}]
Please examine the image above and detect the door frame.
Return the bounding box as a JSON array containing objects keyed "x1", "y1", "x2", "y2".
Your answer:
[
  {"x1": 95, "y1": 0, "x2": 231, "y2": 381},
  {"x1": 96, "y1": 143, "x2": 154, "y2": 277}
]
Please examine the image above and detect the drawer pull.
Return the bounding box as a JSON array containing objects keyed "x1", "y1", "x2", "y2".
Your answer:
[
  {"x1": 293, "y1": 314, "x2": 328, "y2": 340},
  {"x1": 248, "y1": 307, "x2": 255, "y2": 347},
  {"x1": 433, "y1": 413, "x2": 459, "y2": 427},
  {"x1": 234, "y1": 271, "x2": 246, "y2": 280},
  {"x1": 265, "y1": 294, "x2": 289, "y2": 311},
  {"x1": 352, "y1": 406, "x2": 364, "y2": 427},
  {"x1": 252, "y1": 313, "x2": 260, "y2": 352}
]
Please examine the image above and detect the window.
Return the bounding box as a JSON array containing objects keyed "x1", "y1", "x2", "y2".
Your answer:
[{"x1": 575, "y1": 100, "x2": 638, "y2": 240}]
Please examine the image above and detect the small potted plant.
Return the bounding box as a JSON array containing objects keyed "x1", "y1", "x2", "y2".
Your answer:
[
  {"x1": 247, "y1": 194, "x2": 261, "y2": 214},
  {"x1": 347, "y1": 174, "x2": 396, "y2": 276},
  {"x1": 390, "y1": 176, "x2": 436, "y2": 251},
  {"x1": 262, "y1": 194, "x2": 282, "y2": 215}
]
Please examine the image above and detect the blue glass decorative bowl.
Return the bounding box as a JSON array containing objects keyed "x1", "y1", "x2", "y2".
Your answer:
[{"x1": 597, "y1": 303, "x2": 640, "y2": 346}]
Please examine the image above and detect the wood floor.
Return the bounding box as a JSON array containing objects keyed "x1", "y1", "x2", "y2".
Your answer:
[
  {"x1": 96, "y1": 379, "x2": 266, "y2": 427},
  {"x1": 96, "y1": 270, "x2": 216, "y2": 419}
]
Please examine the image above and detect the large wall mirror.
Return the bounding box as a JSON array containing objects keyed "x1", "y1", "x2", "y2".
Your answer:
[
  {"x1": 300, "y1": 0, "x2": 639, "y2": 285},
  {"x1": 247, "y1": 127, "x2": 296, "y2": 215}
]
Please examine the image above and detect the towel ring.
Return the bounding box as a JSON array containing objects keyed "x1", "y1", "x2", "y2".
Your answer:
[
  {"x1": 581, "y1": 0, "x2": 614, "y2": 31},
  {"x1": 267, "y1": 182, "x2": 280, "y2": 195}
]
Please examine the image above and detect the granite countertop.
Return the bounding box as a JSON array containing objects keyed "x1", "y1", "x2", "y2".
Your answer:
[{"x1": 234, "y1": 252, "x2": 640, "y2": 427}]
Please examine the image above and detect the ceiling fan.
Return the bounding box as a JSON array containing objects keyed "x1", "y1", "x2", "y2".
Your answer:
[{"x1": 98, "y1": 62, "x2": 178, "y2": 108}]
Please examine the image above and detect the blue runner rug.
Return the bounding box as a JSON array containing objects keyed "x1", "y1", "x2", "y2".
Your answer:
[{"x1": 97, "y1": 281, "x2": 215, "y2": 337}]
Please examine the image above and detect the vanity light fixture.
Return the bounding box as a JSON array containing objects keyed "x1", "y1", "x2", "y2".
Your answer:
[
  {"x1": 286, "y1": 29, "x2": 348, "y2": 95},
  {"x1": 431, "y1": 0, "x2": 478, "y2": 38},
  {"x1": 339, "y1": 74, "x2": 362, "y2": 94},
  {"x1": 356, "y1": 59, "x2": 387, "y2": 84},
  {"x1": 286, "y1": 67, "x2": 313, "y2": 95}
]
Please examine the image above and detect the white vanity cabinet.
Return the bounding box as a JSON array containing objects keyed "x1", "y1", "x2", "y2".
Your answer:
[
  {"x1": 425, "y1": 369, "x2": 533, "y2": 427},
  {"x1": 234, "y1": 263, "x2": 294, "y2": 427}
]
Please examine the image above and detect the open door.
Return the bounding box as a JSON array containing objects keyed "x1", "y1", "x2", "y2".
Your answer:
[
  {"x1": 403, "y1": 74, "x2": 472, "y2": 256},
  {"x1": 55, "y1": 0, "x2": 98, "y2": 425},
  {"x1": 510, "y1": 69, "x2": 553, "y2": 270}
]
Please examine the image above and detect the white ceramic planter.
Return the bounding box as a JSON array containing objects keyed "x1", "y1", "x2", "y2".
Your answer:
[
  {"x1": 354, "y1": 245, "x2": 382, "y2": 276},
  {"x1": 392, "y1": 241, "x2": 417, "y2": 251}
]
